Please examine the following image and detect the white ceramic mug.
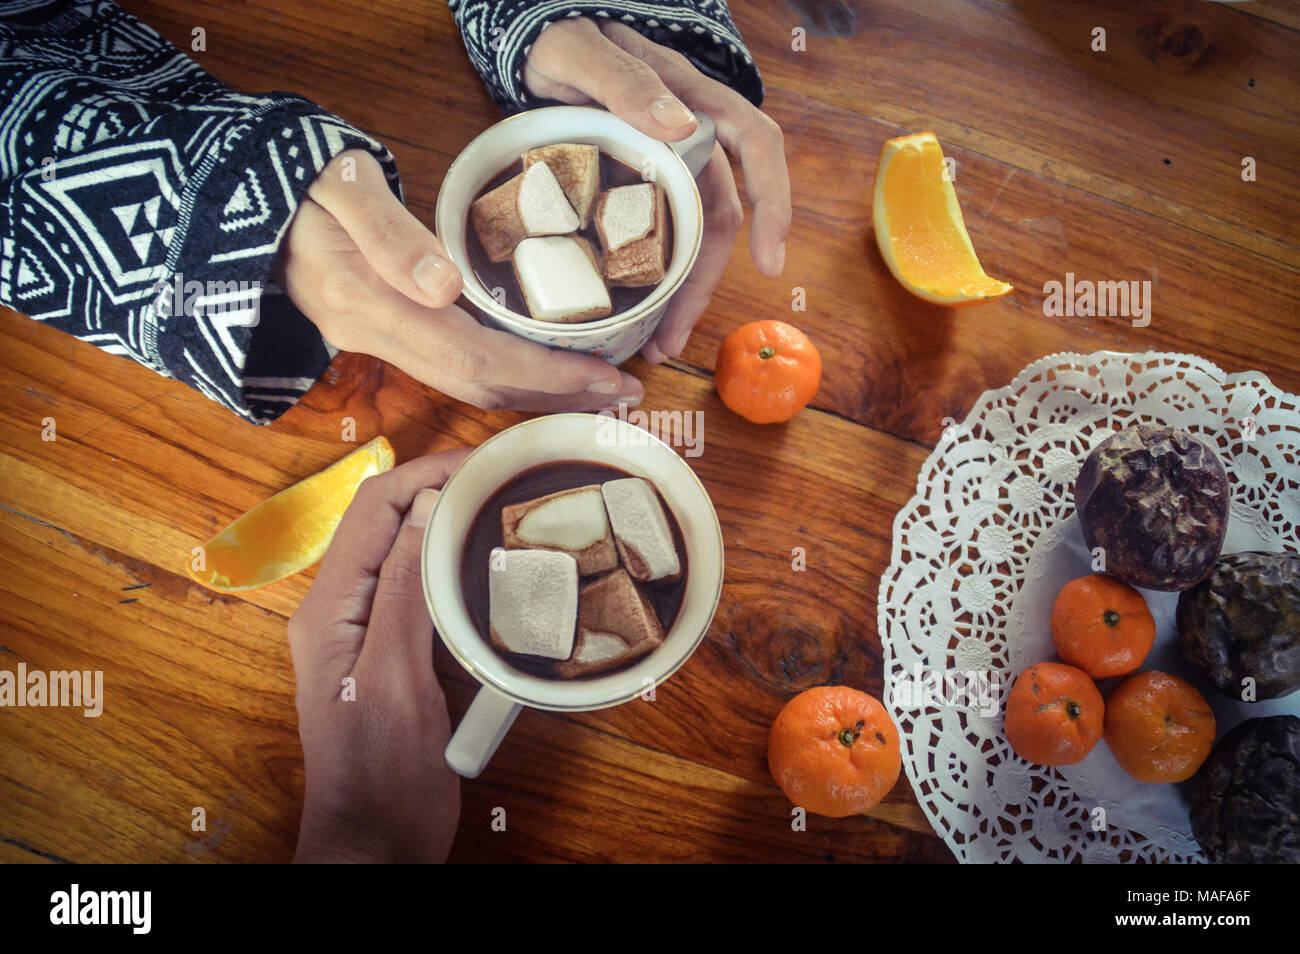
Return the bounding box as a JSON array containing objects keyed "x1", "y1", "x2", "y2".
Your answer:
[
  {"x1": 434, "y1": 106, "x2": 716, "y2": 364},
  {"x1": 421, "y1": 413, "x2": 725, "y2": 778}
]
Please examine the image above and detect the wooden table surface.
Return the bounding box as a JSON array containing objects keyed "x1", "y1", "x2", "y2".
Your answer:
[{"x1": 1, "y1": 0, "x2": 1297, "y2": 864}]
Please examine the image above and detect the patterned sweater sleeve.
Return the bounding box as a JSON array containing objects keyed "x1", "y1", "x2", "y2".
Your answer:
[
  {"x1": 448, "y1": 0, "x2": 764, "y2": 112},
  {"x1": 0, "y1": 1, "x2": 400, "y2": 425}
]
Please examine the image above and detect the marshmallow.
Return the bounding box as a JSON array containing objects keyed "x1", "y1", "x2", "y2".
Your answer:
[
  {"x1": 601, "y1": 184, "x2": 668, "y2": 287},
  {"x1": 518, "y1": 161, "x2": 580, "y2": 235},
  {"x1": 600, "y1": 478, "x2": 681, "y2": 582},
  {"x1": 595, "y1": 183, "x2": 655, "y2": 252},
  {"x1": 554, "y1": 568, "x2": 665, "y2": 679},
  {"x1": 469, "y1": 161, "x2": 580, "y2": 262},
  {"x1": 523, "y1": 144, "x2": 601, "y2": 228},
  {"x1": 487, "y1": 548, "x2": 578, "y2": 660},
  {"x1": 512, "y1": 235, "x2": 612, "y2": 323},
  {"x1": 501, "y1": 484, "x2": 618, "y2": 576}
]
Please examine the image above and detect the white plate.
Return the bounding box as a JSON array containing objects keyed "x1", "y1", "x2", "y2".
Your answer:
[{"x1": 877, "y1": 350, "x2": 1300, "y2": 863}]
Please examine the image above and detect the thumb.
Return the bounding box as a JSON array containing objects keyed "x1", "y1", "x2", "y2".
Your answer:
[
  {"x1": 354, "y1": 487, "x2": 442, "y2": 681},
  {"x1": 310, "y1": 149, "x2": 464, "y2": 309}
]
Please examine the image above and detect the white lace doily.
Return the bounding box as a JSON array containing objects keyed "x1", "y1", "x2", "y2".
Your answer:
[{"x1": 877, "y1": 351, "x2": 1300, "y2": 863}]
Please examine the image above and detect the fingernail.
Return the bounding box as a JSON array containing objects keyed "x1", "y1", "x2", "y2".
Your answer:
[
  {"x1": 666, "y1": 327, "x2": 691, "y2": 357},
  {"x1": 613, "y1": 394, "x2": 642, "y2": 409},
  {"x1": 413, "y1": 256, "x2": 459, "y2": 302},
  {"x1": 641, "y1": 341, "x2": 666, "y2": 365},
  {"x1": 407, "y1": 488, "x2": 440, "y2": 528},
  {"x1": 618, "y1": 371, "x2": 643, "y2": 397},
  {"x1": 774, "y1": 241, "x2": 786, "y2": 274},
  {"x1": 650, "y1": 96, "x2": 696, "y2": 129},
  {"x1": 587, "y1": 379, "x2": 620, "y2": 395}
]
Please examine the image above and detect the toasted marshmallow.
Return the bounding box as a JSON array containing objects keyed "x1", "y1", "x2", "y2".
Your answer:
[
  {"x1": 523, "y1": 144, "x2": 601, "y2": 228},
  {"x1": 595, "y1": 183, "x2": 655, "y2": 252},
  {"x1": 601, "y1": 184, "x2": 668, "y2": 287},
  {"x1": 600, "y1": 478, "x2": 681, "y2": 582},
  {"x1": 553, "y1": 568, "x2": 664, "y2": 678},
  {"x1": 501, "y1": 484, "x2": 617, "y2": 576},
  {"x1": 469, "y1": 160, "x2": 580, "y2": 262}
]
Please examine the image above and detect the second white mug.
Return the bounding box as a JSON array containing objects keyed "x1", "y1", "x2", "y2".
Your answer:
[{"x1": 421, "y1": 412, "x2": 725, "y2": 778}]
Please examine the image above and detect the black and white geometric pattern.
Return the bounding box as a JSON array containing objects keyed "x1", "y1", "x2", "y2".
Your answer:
[
  {"x1": 0, "y1": 0, "x2": 398, "y2": 424},
  {"x1": 448, "y1": 0, "x2": 763, "y2": 112},
  {"x1": 1, "y1": 0, "x2": 762, "y2": 425}
]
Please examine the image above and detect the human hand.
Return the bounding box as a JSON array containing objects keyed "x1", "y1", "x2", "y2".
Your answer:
[
  {"x1": 279, "y1": 149, "x2": 643, "y2": 412},
  {"x1": 288, "y1": 449, "x2": 471, "y2": 863},
  {"x1": 524, "y1": 18, "x2": 791, "y2": 363}
]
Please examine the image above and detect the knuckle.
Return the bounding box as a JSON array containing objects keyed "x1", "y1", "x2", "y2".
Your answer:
[
  {"x1": 711, "y1": 195, "x2": 744, "y2": 236},
  {"x1": 363, "y1": 212, "x2": 407, "y2": 254},
  {"x1": 318, "y1": 274, "x2": 363, "y2": 317},
  {"x1": 559, "y1": 16, "x2": 596, "y2": 38},
  {"x1": 758, "y1": 110, "x2": 784, "y2": 144},
  {"x1": 609, "y1": 55, "x2": 660, "y2": 94},
  {"x1": 377, "y1": 551, "x2": 423, "y2": 593},
  {"x1": 661, "y1": 46, "x2": 692, "y2": 72},
  {"x1": 314, "y1": 316, "x2": 357, "y2": 352},
  {"x1": 439, "y1": 341, "x2": 489, "y2": 386},
  {"x1": 739, "y1": 111, "x2": 784, "y2": 153},
  {"x1": 467, "y1": 387, "x2": 509, "y2": 412}
]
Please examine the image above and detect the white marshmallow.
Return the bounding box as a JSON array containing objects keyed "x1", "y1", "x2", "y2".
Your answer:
[
  {"x1": 512, "y1": 236, "x2": 611, "y2": 323},
  {"x1": 488, "y1": 548, "x2": 578, "y2": 659}
]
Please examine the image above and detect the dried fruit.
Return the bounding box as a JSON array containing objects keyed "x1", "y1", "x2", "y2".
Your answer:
[
  {"x1": 1177, "y1": 550, "x2": 1300, "y2": 700},
  {"x1": 1074, "y1": 424, "x2": 1229, "y2": 591},
  {"x1": 1189, "y1": 715, "x2": 1300, "y2": 864}
]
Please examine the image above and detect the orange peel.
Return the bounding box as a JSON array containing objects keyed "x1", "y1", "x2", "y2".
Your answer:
[{"x1": 188, "y1": 436, "x2": 395, "y2": 592}]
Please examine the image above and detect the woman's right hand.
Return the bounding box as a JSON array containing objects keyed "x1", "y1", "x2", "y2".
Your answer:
[{"x1": 279, "y1": 149, "x2": 644, "y2": 413}]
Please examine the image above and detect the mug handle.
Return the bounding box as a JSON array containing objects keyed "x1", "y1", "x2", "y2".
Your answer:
[
  {"x1": 445, "y1": 685, "x2": 523, "y2": 778},
  {"x1": 670, "y1": 112, "x2": 716, "y2": 178}
]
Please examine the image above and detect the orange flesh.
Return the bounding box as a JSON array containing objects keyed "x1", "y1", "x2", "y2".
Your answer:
[
  {"x1": 875, "y1": 133, "x2": 1011, "y2": 303},
  {"x1": 191, "y1": 437, "x2": 393, "y2": 591}
]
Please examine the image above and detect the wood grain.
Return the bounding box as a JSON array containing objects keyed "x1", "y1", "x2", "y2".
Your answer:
[
  {"x1": 1, "y1": 0, "x2": 1297, "y2": 863},
  {"x1": 1, "y1": 315, "x2": 941, "y2": 861},
  {"x1": 675, "y1": 84, "x2": 1300, "y2": 443},
  {"x1": 757, "y1": 0, "x2": 1300, "y2": 265}
]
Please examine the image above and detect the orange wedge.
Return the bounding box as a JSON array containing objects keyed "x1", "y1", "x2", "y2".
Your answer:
[
  {"x1": 188, "y1": 436, "x2": 395, "y2": 592},
  {"x1": 873, "y1": 131, "x2": 1012, "y2": 306}
]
